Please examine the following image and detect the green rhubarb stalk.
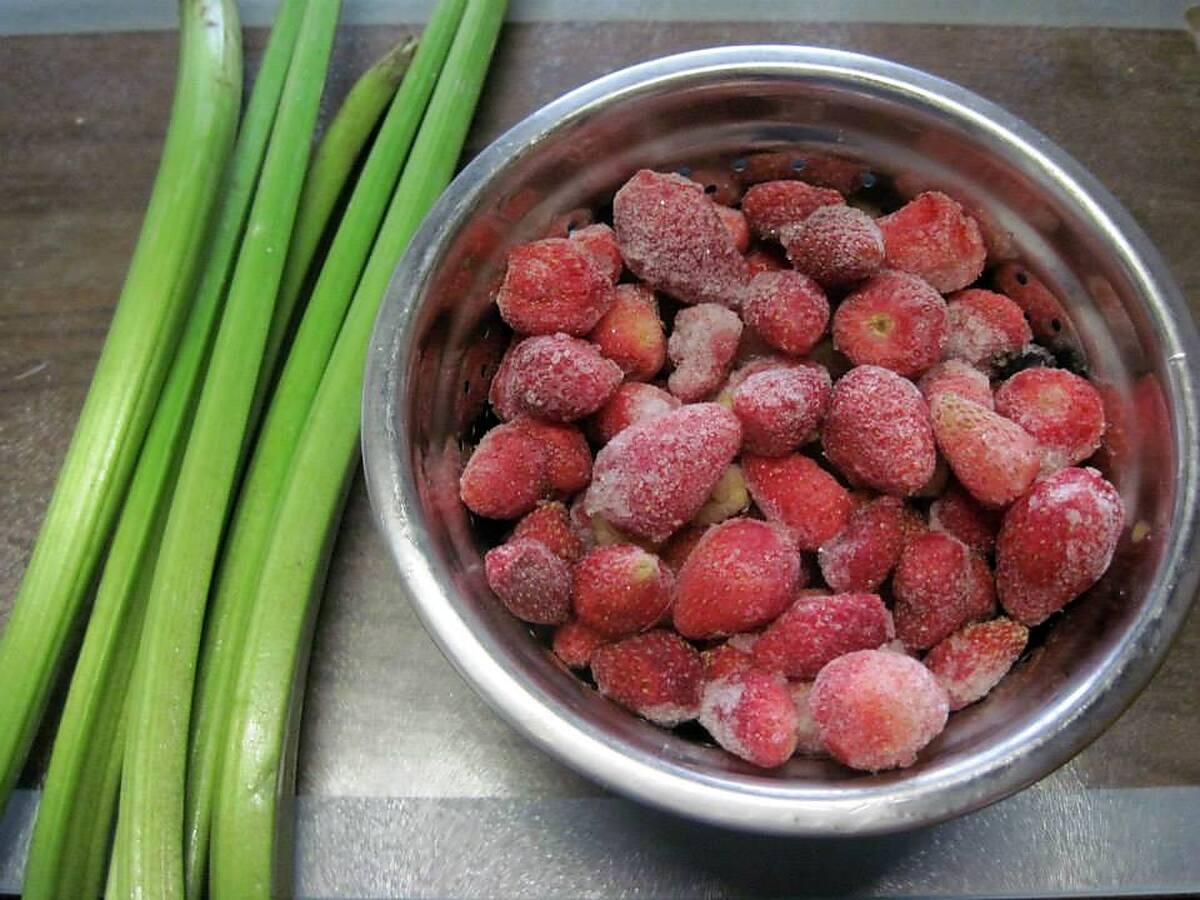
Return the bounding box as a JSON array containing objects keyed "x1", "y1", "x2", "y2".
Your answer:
[
  {"x1": 0, "y1": 0, "x2": 241, "y2": 815},
  {"x1": 209, "y1": 2, "x2": 506, "y2": 895},
  {"x1": 262, "y1": 35, "x2": 419, "y2": 394},
  {"x1": 183, "y1": 13, "x2": 461, "y2": 893},
  {"x1": 112, "y1": 0, "x2": 342, "y2": 896},
  {"x1": 20, "y1": 1, "x2": 307, "y2": 896}
]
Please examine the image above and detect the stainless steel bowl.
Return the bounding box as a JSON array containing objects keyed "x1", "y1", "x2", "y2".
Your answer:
[{"x1": 362, "y1": 46, "x2": 1200, "y2": 834}]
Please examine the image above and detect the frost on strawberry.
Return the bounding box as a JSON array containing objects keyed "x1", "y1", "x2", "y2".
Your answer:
[
  {"x1": 496, "y1": 237, "x2": 615, "y2": 336},
  {"x1": 588, "y1": 283, "x2": 666, "y2": 382},
  {"x1": 484, "y1": 537, "x2": 572, "y2": 625},
  {"x1": 552, "y1": 619, "x2": 610, "y2": 669},
  {"x1": 732, "y1": 365, "x2": 831, "y2": 457},
  {"x1": 587, "y1": 381, "x2": 680, "y2": 445},
  {"x1": 782, "y1": 205, "x2": 885, "y2": 287},
  {"x1": 943, "y1": 288, "x2": 1032, "y2": 372},
  {"x1": 513, "y1": 501, "x2": 585, "y2": 562},
  {"x1": 699, "y1": 670, "x2": 799, "y2": 768},
  {"x1": 489, "y1": 333, "x2": 622, "y2": 422},
  {"x1": 592, "y1": 630, "x2": 705, "y2": 726},
  {"x1": 833, "y1": 270, "x2": 948, "y2": 378},
  {"x1": 572, "y1": 544, "x2": 674, "y2": 638},
  {"x1": 818, "y1": 496, "x2": 917, "y2": 592},
  {"x1": 752, "y1": 592, "x2": 894, "y2": 679},
  {"x1": 667, "y1": 303, "x2": 743, "y2": 401},
  {"x1": 996, "y1": 467, "x2": 1124, "y2": 625},
  {"x1": 930, "y1": 392, "x2": 1040, "y2": 507},
  {"x1": 740, "y1": 270, "x2": 830, "y2": 357},
  {"x1": 919, "y1": 359, "x2": 994, "y2": 411},
  {"x1": 741, "y1": 179, "x2": 844, "y2": 240},
  {"x1": 742, "y1": 453, "x2": 853, "y2": 552},
  {"x1": 925, "y1": 617, "x2": 1029, "y2": 710},
  {"x1": 877, "y1": 191, "x2": 986, "y2": 293},
  {"x1": 613, "y1": 169, "x2": 749, "y2": 306},
  {"x1": 585, "y1": 402, "x2": 742, "y2": 543},
  {"x1": 994, "y1": 367, "x2": 1106, "y2": 473},
  {"x1": 893, "y1": 531, "x2": 992, "y2": 650}
]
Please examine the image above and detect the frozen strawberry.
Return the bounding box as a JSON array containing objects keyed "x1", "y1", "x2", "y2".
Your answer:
[
  {"x1": 592, "y1": 630, "x2": 705, "y2": 726},
  {"x1": 788, "y1": 681, "x2": 827, "y2": 756},
  {"x1": 822, "y1": 366, "x2": 937, "y2": 497},
  {"x1": 733, "y1": 365, "x2": 831, "y2": 457},
  {"x1": 460, "y1": 421, "x2": 549, "y2": 519},
  {"x1": 573, "y1": 544, "x2": 674, "y2": 638},
  {"x1": 893, "y1": 531, "x2": 991, "y2": 650},
  {"x1": 818, "y1": 496, "x2": 915, "y2": 591},
  {"x1": 514, "y1": 418, "x2": 592, "y2": 496},
  {"x1": 810, "y1": 649, "x2": 949, "y2": 771},
  {"x1": 569, "y1": 222, "x2": 623, "y2": 283},
  {"x1": 692, "y1": 464, "x2": 750, "y2": 526},
  {"x1": 613, "y1": 169, "x2": 749, "y2": 306},
  {"x1": 552, "y1": 619, "x2": 610, "y2": 669},
  {"x1": 743, "y1": 454, "x2": 853, "y2": 552},
  {"x1": 667, "y1": 303, "x2": 743, "y2": 401},
  {"x1": 964, "y1": 552, "x2": 998, "y2": 621},
  {"x1": 925, "y1": 617, "x2": 1029, "y2": 710},
  {"x1": 781, "y1": 205, "x2": 885, "y2": 287},
  {"x1": 483, "y1": 537, "x2": 572, "y2": 624},
  {"x1": 996, "y1": 467, "x2": 1124, "y2": 625},
  {"x1": 833, "y1": 270, "x2": 948, "y2": 377},
  {"x1": 568, "y1": 494, "x2": 598, "y2": 555},
  {"x1": 701, "y1": 641, "x2": 755, "y2": 681},
  {"x1": 587, "y1": 381, "x2": 680, "y2": 444},
  {"x1": 512, "y1": 501, "x2": 584, "y2": 562},
  {"x1": 740, "y1": 270, "x2": 830, "y2": 357},
  {"x1": 673, "y1": 518, "x2": 803, "y2": 638},
  {"x1": 741, "y1": 180, "x2": 845, "y2": 240},
  {"x1": 489, "y1": 333, "x2": 622, "y2": 422},
  {"x1": 716, "y1": 205, "x2": 751, "y2": 252},
  {"x1": 659, "y1": 525, "x2": 708, "y2": 574},
  {"x1": 919, "y1": 359, "x2": 994, "y2": 411},
  {"x1": 929, "y1": 485, "x2": 1000, "y2": 556},
  {"x1": 496, "y1": 238, "x2": 615, "y2": 336},
  {"x1": 700, "y1": 671, "x2": 799, "y2": 768},
  {"x1": 877, "y1": 191, "x2": 987, "y2": 293},
  {"x1": 588, "y1": 283, "x2": 666, "y2": 382},
  {"x1": 752, "y1": 592, "x2": 894, "y2": 679},
  {"x1": 993, "y1": 262, "x2": 1073, "y2": 344},
  {"x1": 994, "y1": 367, "x2": 1106, "y2": 472},
  {"x1": 930, "y1": 392, "x2": 1040, "y2": 507},
  {"x1": 586, "y1": 403, "x2": 742, "y2": 543},
  {"x1": 744, "y1": 246, "x2": 788, "y2": 277},
  {"x1": 943, "y1": 288, "x2": 1032, "y2": 371},
  {"x1": 721, "y1": 355, "x2": 809, "y2": 400}
]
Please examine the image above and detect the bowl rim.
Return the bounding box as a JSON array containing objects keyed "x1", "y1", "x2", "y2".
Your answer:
[{"x1": 362, "y1": 45, "x2": 1200, "y2": 835}]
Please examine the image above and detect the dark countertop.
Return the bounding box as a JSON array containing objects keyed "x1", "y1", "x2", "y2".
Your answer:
[{"x1": 2, "y1": 14, "x2": 1199, "y2": 898}]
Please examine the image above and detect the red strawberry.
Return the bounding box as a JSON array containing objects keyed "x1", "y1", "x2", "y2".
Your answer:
[
  {"x1": 585, "y1": 403, "x2": 742, "y2": 543},
  {"x1": 919, "y1": 359, "x2": 994, "y2": 410},
  {"x1": 833, "y1": 270, "x2": 948, "y2": 378},
  {"x1": 673, "y1": 518, "x2": 803, "y2": 638},
  {"x1": 572, "y1": 544, "x2": 674, "y2": 638},
  {"x1": 752, "y1": 592, "x2": 894, "y2": 679},
  {"x1": 699, "y1": 671, "x2": 799, "y2": 768},
  {"x1": 740, "y1": 270, "x2": 830, "y2": 357},
  {"x1": 993, "y1": 262, "x2": 1074, "y2": 345},
  {"x1": 822, "y1": 365, "x2": 937, "y2": 497},
  {"x1": 716, "y1": 205, "x2": 751, "y2": 252},
  {"x1": 740, "y1": 180, "x2": 844, "y2": 240},
  {"x1": 588, "y1": 283, "x2": 666, "y2": 382},
  {"x1": 483, "y1": 537, "x2": 572, "y2": 624},
  {"x1": 587, "y1": 381, "x2": 680, "y2": 445},
  {"x1": 701, "y1": 641, "x2": 756, "y2": 681},
  {"x1": 552, "y1": 619, "x2": 610, "y2": 669},
  {"x1": 489, "y1": 333, "x2": 622, "y2": 422},
  {"x1": 460, "y1": 421, "x2": 550, "y2": 519},
  {"x1": 667, "y1": 303, "x2": 743, "y2": 401},
  {"x1": 591, "y1": 630, "x2": 705, "y2": 726},
  {"x1": 877, "y1": 191, "x2": 986, "y2": 293},
  {"x1": 929, "y1": 485, "x2": 999, "y2": 556},
  {"x1": 496, "y1": 237, "x2": 615, "y2": 335},
  {"x1": 943, "y1": 288, "x2": 1032, "y2": 371},
  {"x1": 732, "y1": 365, "x2": 831, "y2": 457},
  {"x1": 742, "y1": 454, "x2": 853, "y2": 552},
  {"x1": 810, "y1": 649, "x2": 949, "y2": 772},
  {"x1": 818, "y1": 496, "x2": 916, "y2": 592},
  {"x1": 994, "y1": 367, "x2": 1106, "y2": 473},
  {"x1": 569, "y1": 222, "x2": 623, "y2": 283},
  {"x1": 514, "y1": 418, "x2": 592, "y2": 496},
  {"x1": 512, "y1": 501, "x2": 585, "y2": 562},
  {"x1": 996, "y1": 467, "x2": 1124, "y2": 625},
  {"x1": 893, "y1": 531, "x2": 990, "y2": 649},
  {"x1": 930, "y1": 392, "x2": 1040, "y2": 507},
  {"x1": 781, "y1": 205, "x2": 885, "y2": 287},
  {"x1": 925, "y1": 617, "x2": 1029, "y2": 709},
  {"x1": 788, "y1": 681, "x2": 827, "y2": 757},
  {"x1": 613, "y1": 169, "x2": 749, "y2": 306}
]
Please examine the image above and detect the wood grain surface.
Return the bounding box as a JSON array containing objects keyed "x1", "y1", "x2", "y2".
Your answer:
[{"x1": 1, "y1": 21, "x2": 1198, "y2": 804}]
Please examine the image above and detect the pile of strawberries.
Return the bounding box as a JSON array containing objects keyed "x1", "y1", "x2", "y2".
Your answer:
[{"x1": 458, "y1": 155, "x2": 1124, "y2": 773}]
